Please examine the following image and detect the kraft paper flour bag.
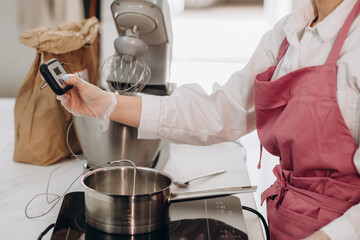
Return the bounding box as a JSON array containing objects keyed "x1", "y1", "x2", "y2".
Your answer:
[{"x1": 14, "y1": 17, "x2": 100, "y2": 165}]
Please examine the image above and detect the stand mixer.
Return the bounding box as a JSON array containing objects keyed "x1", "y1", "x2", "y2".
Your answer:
[{"x1": 74, "y1": 0, "x2": 173, "y2": 169}]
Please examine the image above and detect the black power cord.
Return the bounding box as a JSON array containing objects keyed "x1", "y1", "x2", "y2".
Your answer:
[
  {"x1": 242, "y1": 205, "x2": 270, "y2": 240},
  {"x1": 38, "y1": 223, "x2": 55, "y2": 240}
]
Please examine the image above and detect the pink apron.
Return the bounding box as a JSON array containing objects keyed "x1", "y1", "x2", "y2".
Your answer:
[{"x1": 255, "y1": 2, "x2": 360, "y2": 239}]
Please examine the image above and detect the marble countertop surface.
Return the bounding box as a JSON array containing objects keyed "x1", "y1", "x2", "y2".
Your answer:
[{"x1": 0, "y1": 98, "x2": 264, "y2": 240}]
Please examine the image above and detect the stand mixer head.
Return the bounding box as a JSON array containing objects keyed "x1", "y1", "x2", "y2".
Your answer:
[{"x1": 102, "y1": 0, "x2": 173, "y2": 95}]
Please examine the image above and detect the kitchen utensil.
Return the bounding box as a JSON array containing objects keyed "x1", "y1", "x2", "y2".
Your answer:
[
  {"x1": 101, "y1": 54, "x2": 151, "y2": 94},
  {"x1": 102, "y1": 27, "x2": 151, "y2": 94},
  {"x1": 74, "y1": 0, "x2": 174, "y2": 168},
  {"x1": 39, "y1": 58, "x2": 73, "y2": 95},
  {"x1": 74, "y1": 117, "x2": 164, "y2": 168},
  {"x1": 81, "y1": 165, "x2": 257, "y2": 235},
  {"x1": 173, "y1": 169, "x2": 227, "y2": 188}
]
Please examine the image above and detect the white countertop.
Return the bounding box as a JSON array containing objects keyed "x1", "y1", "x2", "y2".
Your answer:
[{"x1": 0, "y1": 98, "x2": 264, "y2": 240}]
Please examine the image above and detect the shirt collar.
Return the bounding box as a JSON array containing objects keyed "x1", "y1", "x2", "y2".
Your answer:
[{"x1": 283, "y1": 0, "x2": 357, "y2": 43}]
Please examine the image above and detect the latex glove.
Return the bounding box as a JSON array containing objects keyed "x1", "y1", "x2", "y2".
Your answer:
[
  {"x1": 301, "y1": 231, "x2": 331, "y2": 240},
  {"x1": 56, "y1": 74, "x2": 117, "y2": 131}
]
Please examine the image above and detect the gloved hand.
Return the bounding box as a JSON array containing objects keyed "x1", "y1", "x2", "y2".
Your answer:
[{"x1": 56, "y1": 74, "x2": 117, "y2": 131}]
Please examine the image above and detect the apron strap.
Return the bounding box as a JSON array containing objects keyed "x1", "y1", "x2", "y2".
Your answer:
[
  {"x1": 261, "y1": 165, "x2": 357, "y2": 212},
  {"x1": 326, "y1": 0, "x2": 360, "y2": 64},
  {"x1": 287, "y1": 184, "x2": 355, "y2": 213},
  {"x1": 276, "y1": 38, "x2": 290, "y2": 64},
  {"x1": 257, "y1": 39, "x2": 289, "y2": 169},
  {"x1": 257, "y1": 143, "x2": 263, "y2": 169}
]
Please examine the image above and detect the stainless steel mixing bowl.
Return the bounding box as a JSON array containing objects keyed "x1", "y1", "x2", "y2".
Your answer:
[{"x1": 74, "y1": 117, "x2": 163, "y2": 168}]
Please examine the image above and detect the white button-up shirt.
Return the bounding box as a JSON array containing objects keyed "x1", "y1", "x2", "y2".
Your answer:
[{"x1": 138, "y1": 0, "x2": 360, "y2": 238}]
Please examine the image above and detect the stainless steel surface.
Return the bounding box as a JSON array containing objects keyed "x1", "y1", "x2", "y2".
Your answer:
[
  {"x1": 170, "y1": 186, "x2": 257, "y2": 202},
  {"x1": 39, "y1": 81, "x2": 48, "y2": 90},
  {"x1": 81, "y1": 166, "x2": 257, "y2": 235},
  {"x1": 114, "y1": 35, "x2": 148, "y2": 57},
  {"x1": 110, "y1": 159, "x2": 137, "y2": 195},
  {"x1": 173, "y1": 169, "x2": 227, "y2": 187},
  {"x1": 81, "y1": 166, "x2": 172, "y2": 235},
  {"x1": 74, "y1": 117, "x2": 163, "y2": 168}
]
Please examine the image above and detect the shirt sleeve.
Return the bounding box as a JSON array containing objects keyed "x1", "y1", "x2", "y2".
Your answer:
[
  {"x1": 321, "y1": 203, "x2": 360, "y2": 239},
  {"x1": 138, "y1": 19, "x2": 286, "y2": 145}
]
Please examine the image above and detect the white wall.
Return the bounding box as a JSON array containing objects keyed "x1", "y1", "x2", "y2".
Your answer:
[
  {"x1": 263, "y1": 0, "x2": 292, "y2": 24},
  {"x1": 263, "y1": 0, "x2": 306, "y2": 24},
  {"x1": 292, "y1": 0, "x2": 307, "y2": 11},
  {"x1": 0, "y1": 0, "x2": 36, "y2": 98}
]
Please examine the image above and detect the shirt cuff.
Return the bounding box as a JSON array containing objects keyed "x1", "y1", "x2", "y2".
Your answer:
[
  {"x1": 138, "y1": 94, "x2": 161, "y2": 139},
  {"x1": 321, "y1": 214, "x2": 357, "y2": 240}
]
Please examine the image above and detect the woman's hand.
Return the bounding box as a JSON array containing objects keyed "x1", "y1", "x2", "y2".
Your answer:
[
  {"x1": 56, "y1": 74, "x2": 117, "y2": 131},
  {"x1": 301, "y1": 231, "x2": 331, "y2": 240}
]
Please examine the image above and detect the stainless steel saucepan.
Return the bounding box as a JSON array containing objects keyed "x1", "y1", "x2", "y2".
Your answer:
[{"x1": 81, "y1": 165, "x2": 256, "y2": 235}]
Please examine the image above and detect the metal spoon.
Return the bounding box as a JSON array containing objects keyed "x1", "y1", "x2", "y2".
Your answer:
[{"x1": 173, "y1": 169, "x2": 227, "y2": 188}]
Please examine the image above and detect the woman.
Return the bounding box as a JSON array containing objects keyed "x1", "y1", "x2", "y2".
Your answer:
[{"x1": 58, "y1": 0, "x2": 360, "y2": 239}]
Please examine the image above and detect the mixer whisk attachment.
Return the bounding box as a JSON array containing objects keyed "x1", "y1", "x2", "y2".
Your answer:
[
  {"x1": 102, "y1": 25, "x2": 152, "y2": 95},
  {"x1": 102, "y1": 54, "x2": 151, "y2": 94}
]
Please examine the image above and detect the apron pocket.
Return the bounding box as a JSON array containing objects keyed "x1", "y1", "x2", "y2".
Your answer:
[
  {"x1": 266, "y1": 198, "x2": 318, "y2": 240},
  {"x1": 281, "y1": 190, "x2": 320, "y2": 219}
]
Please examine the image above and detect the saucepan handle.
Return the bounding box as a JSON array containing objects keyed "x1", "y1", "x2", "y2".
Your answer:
[{"x1": 169, "y1": 186, "x2": 257, "y2": 203}]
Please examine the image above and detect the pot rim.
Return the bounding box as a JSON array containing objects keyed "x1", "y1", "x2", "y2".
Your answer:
[{"x1": 81, "y1": 165, "x2": 174, "y2": 197}]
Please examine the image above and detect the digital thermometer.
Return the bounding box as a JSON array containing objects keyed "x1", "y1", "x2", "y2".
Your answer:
[{"x1": 39, "y1": 58, "x2": 73, "y2": 95}]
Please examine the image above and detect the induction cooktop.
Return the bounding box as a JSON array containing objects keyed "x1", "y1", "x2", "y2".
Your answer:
[{"x1": 50, "y1": 192, "x2": 248, "y2": 240}]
